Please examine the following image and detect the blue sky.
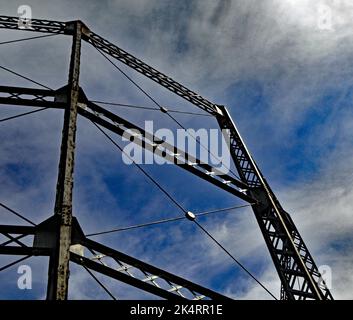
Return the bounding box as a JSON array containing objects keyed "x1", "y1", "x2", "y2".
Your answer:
[{"x1": 1, "y1": 0, "x2": 353, "y2": 299}]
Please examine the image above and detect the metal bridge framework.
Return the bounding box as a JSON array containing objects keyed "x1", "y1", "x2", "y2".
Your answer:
[{"x1": 0, "y1": 16, "x2": 333, "y2": 300}]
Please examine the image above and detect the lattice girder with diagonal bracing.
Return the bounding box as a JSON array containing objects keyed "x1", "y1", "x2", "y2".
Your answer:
[{"x1": 0, "y1": 15, "x2": 333, "y2": 300}]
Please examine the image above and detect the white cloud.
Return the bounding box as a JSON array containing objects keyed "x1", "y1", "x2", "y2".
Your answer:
[{"x1": 1, "y1": 0, "x2": 353, "y2": 300}]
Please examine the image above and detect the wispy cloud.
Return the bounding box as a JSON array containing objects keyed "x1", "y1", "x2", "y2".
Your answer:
[{"x1": 0, "y1": 0, "x2": 352, "y2": 300}]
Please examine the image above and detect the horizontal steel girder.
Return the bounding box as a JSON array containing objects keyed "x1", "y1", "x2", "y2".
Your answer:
[
  {"x1": 78, "y1": 100, "x2": 255, "y2": 204},
  {"x1": 72, "y1": 236, "x2": 230, "y2": 300},
  {"x1": 0, "y1": 219, "x2": 230, "y2": 300},
  {"x1": 0, "y1": 85, "x2": 255, "y2": 204},
  {"x1": 0, "y1": 16, "x2": 334, "y2": 300},
  {"x1": 0, "y1": 86, "x2": 65, "y2": 108},
  {"x1": 0, "y1": 15, "x2": 221, "y2": 116}
]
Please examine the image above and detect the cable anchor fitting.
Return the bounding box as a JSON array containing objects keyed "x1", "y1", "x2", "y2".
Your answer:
[{"x1": 185, "y1": 211, "x2": 196, "y2": 221}]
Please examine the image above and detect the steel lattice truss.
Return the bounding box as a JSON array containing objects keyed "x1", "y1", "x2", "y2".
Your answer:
[{"x1": 0, "y1": 16, "x2": 333, "y2": 300}]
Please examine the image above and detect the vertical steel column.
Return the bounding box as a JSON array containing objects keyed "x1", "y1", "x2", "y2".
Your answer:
[{"x1": 46, "y1": 21, "x2": 82, "y2": 300}]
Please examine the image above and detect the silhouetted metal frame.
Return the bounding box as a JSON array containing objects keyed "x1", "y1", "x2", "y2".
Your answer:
[
  {"x1": 0, "y1": 220, "x2": 227, "y2": 300},
  {"x1": 0, "y1": 15, "x2": 333, "y2": 300}
]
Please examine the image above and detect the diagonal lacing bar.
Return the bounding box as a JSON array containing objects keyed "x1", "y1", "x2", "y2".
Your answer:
[
  {"x1": 0, "y1": 15, "x2": 334, "y2": 300},
  {"x1": 77, "y1": 243, "x2": 212, "y2": 300}
]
